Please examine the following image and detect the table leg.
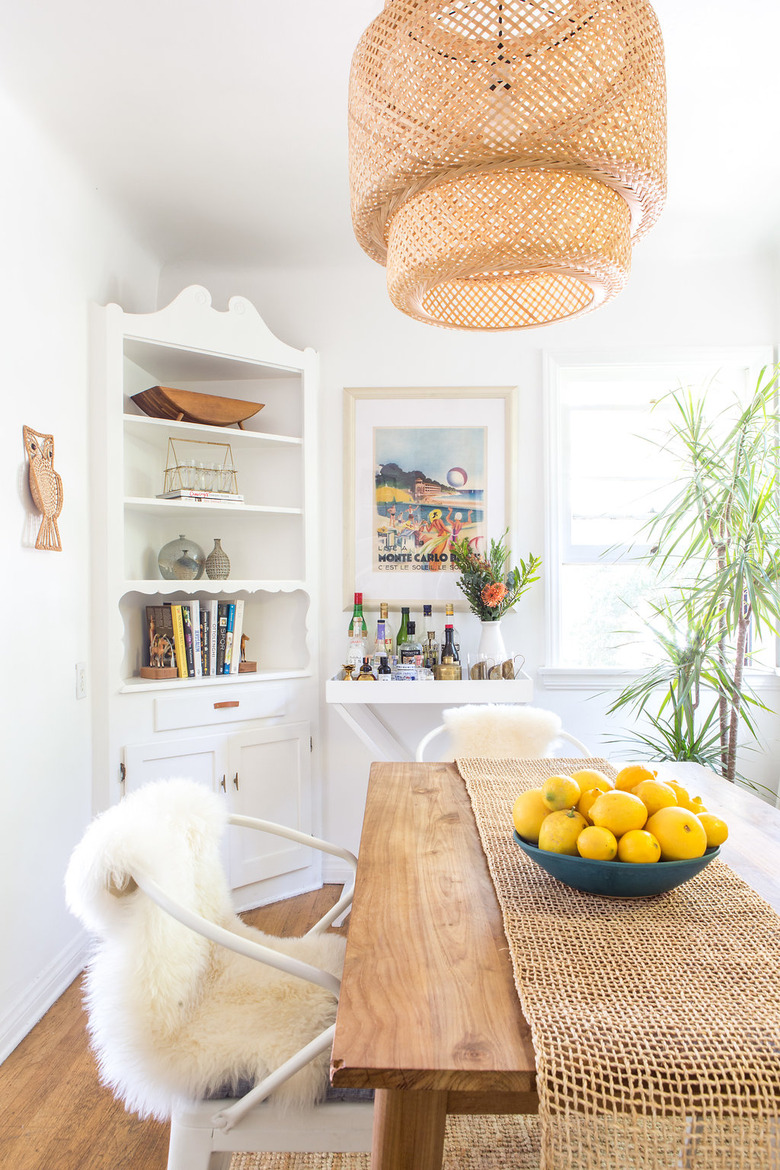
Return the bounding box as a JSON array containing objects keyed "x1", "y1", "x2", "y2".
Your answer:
[{"x1": 371, "y1": 1088, "x2": 448, "y2": 1170}]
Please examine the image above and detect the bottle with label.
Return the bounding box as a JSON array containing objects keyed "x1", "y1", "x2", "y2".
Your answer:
[
  {"x1": 399, "y1": 621, "x2": 423, "y2": 667},
  {"x1": 377, "y1": 655, "x2": 392, "y2": 681},
  {"x1": 357, "y1": 656, "x2": 376, "y2": 680},
  {"x1": 372, "y1": 619, "x2": 389, "y2": 671},
  {"x1": 348, "y1": 592, "x2": 368, "y2": 639},
  {"x1": 424, "y1": 631, "x2": 439, "y2": 670},
  {"x1": 441, "y1": 603, "x2": 460, "y2": 660},
  {"x1": 441, "y1": 623, "x2": 460, "y2": 664},
  {"x1": 347, "y1": 592, "x2": 368, "y2": 668},
  {"x1": 396, "y1": 606, "x2": 410, "y2": 656},
  {"x1": 379, "y1": 602, "x2": 395, "y2": 660}
]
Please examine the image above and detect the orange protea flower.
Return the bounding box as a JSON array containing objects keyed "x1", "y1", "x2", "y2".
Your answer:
[{"x1": 481, "y1": 581, "x2": 508, "y2": 608}]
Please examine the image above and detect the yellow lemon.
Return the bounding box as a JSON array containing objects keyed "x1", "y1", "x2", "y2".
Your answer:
[
  {"x1": 512, "y1": 789, "x2": 550, "y2": 844},
  {"x1": 577, "y1": 788, "x2": 603, "y2": 824},
  {"x1": 617, "y1": 829, "x2": 661, "y2": 864},
  {"x1": 613, "y1": 763, "x2": 657, "y2": 792},
  {"x1": 631, "y1": 778, "x2": 679, "y2": 817},
  {"x1": 688, "y1": 797, "x2": 708, "y2": 815},
  {"x1": 570, "y1": 768, "x2": 614, "y2": 795},
  {"x1": 538, "y1": 809, "x2": 588, "y2": 855},
  {"x1": 645, "y1": 806, "x2": 707, "y2": 860},
  {"x1": 697, "y1": 812, "x2": 729, "y2": 847},
  {"x1": 541, "y1": 773, "x2": 581, "y2": 812},
  {"x1": 576, "y1": 825, "x2": 618, "y2": 860},
  {"x1": 666, "y1": 781, "x2": 695, "y2": 811},
  {"x1": 589, "y1": 790, "x2": 648, "y2": 837}
]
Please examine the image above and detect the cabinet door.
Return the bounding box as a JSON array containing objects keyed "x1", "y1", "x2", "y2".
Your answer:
[
  {"x1": 226, "y1": 722, "x2": 314, "y2": 889},
  {"x1": 122, "y1": 733, "x2": 226, "y2": 794}
]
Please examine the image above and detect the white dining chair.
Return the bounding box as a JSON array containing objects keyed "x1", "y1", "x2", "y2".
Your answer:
[
  {"x1": 415, "y1": 703, "x2": 590, "y2": 762},
  {"x1": 65, "y1": 778, "x2": 373, "y2": 1170}
]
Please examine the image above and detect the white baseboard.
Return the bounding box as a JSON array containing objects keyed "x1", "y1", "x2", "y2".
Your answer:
[
  {"x1": 0, "y1": 932, "x2": 88, "y2": 1064},
  {"x1": 322, "y1": 858, "x2": 355, "y2": 887}
]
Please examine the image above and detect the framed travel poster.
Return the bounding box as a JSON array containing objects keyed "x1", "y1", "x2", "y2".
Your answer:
[{"x1": 343, "y1": 386, "x2": 517, "y2": 608}]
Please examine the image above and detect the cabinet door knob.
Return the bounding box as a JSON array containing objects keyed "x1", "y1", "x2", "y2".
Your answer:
[
  {"x1": 233, "y1": 772, "x2": 240, "y2": 791},
  {"x1": 220, "y1": 775, "x2": 226, "y2": 792},
  {"x1": 214, "y1": 701, "x2": 240, "y2": 709}
]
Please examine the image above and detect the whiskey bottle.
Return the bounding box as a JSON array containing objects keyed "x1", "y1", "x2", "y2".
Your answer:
[
  {"x1": 377, "y1": 655, "x2": 392, "y2": 681},
  {"x1": 372, "y1": 619, "x2": 389, "y2": 670},
  {"x1": 399, "y1": 621, "x2": 423, "y2": 667},
  {"x1": 357, "y1": 656, "x2": 376, "y2": 680}
]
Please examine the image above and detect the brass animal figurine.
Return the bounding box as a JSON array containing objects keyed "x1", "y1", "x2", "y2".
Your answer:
[{"x1": 23, "y1": 425, "x2": 63, "y2": 551}]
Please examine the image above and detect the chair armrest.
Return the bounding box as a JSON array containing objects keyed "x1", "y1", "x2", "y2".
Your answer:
[
  {"x1": 414, "y1": 723, "x2": 446, "y2": 762},
  {"x1": 227, "y1": 815, "x2": 358, "y2": 933},
  {"x1": 130, "y1": 867, "x2": 341, "y2": 997}
]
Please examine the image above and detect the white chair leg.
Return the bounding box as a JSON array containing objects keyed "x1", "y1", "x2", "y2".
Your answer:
[
  {"x1": 167, "y1": 1117, "x2": 219, "y2": 1170},
  {"x1": 209, "y1": 1154, "x2": 233, "y2": 1170}
]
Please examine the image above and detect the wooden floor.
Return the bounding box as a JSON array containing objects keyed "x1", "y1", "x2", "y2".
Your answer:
[{"x1": 0, "y1": 886, "x2": 346, "y2": 1170}]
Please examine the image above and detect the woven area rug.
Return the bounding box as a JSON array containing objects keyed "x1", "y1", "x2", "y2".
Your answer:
[
  {"x1": 457, "y1": 757, "x2": 780, "y2": 1170},
  {"x1": 230, "y1": 1113, "x2": 541, "y2": 1169}
]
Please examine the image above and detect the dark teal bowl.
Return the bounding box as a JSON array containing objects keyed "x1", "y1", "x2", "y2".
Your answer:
[{"x1": 513, "y1": 831, "x2": 720, "y2": 898}]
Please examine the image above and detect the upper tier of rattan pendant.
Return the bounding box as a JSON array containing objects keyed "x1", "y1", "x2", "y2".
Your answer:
[{"x1": 348, "y1": 0, "x2": 666, "y2": 330}]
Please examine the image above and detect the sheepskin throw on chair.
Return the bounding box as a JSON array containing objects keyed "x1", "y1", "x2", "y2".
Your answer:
[
  {"x1": 65, "y1": 779, "x2": 345, "y2": 1120},
  {"x1": 443, "y1": 704, "x2": 563, "y2": 759}
]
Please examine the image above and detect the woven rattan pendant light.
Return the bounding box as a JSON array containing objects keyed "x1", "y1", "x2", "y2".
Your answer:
[{"x1": 348, "y1": 0, "x2": 666, "y2": 330}]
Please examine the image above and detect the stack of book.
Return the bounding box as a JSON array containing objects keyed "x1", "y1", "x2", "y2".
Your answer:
[{"x1": 144, "y1": 600, "x2": 247, "y2": 678}]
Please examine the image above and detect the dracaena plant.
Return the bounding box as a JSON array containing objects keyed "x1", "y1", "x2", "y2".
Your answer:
[{"x1": 608, "y1": 365, "x2": 780, "y2": 788}]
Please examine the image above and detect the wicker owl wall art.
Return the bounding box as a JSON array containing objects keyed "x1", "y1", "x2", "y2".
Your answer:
[{"x1": 23, "y1": 424, "x2": 64, "y2": 551}]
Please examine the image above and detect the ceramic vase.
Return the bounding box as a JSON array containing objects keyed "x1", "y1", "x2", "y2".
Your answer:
[
  {"x1": 477, "y1": 619, "x2": 507, "y2": 663},
  {"x1": 205, "y1": 537, "x2": 230, "y2": 580},
  {"x1": 158, "y1": 534, "x2": 205, "y2": 580}
]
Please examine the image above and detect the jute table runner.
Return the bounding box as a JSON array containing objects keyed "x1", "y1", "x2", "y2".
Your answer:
[{"x1": 457, "y1": 757, "x2": 780, "y2": 1170}]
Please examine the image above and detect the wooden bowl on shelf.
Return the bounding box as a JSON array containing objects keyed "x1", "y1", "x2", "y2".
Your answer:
[{"x1": 131, "y1": 385, "x2": 264, "y2": 428}]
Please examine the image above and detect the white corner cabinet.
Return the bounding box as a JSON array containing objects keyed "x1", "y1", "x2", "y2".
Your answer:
[{"x1": 90, "y1": 286, "x2": 321, "y2": 905}]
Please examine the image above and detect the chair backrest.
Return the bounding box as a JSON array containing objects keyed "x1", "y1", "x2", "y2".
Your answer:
[
  {"x1": 415, "y1": 704, "x2": 590, "y2": 762},
  {"x1": 65, "y1": 779, "x2": 346, "y2": 1120}
]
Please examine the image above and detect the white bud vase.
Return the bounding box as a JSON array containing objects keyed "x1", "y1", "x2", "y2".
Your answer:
[{"x1": 478, "y1": 619, "x2": 507, "y2": 664}]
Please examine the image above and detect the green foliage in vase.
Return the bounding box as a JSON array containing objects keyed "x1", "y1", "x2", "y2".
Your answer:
[
  {"x1": 608, "y1": 365, "x2": 780, "y2": 787},
  {"x1": 450, "y1": 530, "x2": 541, "y2": 621}
]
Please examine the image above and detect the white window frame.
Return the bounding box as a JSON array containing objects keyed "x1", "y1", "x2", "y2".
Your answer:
[{"x1": 541, "y1": 346, "x2": 777, "y2": 688}]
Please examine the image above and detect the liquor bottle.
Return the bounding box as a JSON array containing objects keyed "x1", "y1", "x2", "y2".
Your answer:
[
  {"x1": 441, "y1": 624, "x2": 460, "y2": 664},
  {"x1": 399, "y1": 621, "x2": 423, "y2": 667},
  {"x1": 379, "y1": 602, "x2": 395, "y2": 659},
  {"x1": 442, "y1": 603, "x2": 460, "y2": 659},
  {"x1": 372, "y1": 619, "x2": 389, "y2": 670},
  {"x1": 346, "y1": 591, "x2": 368, "y2": 667},
  {"x1": 422, "y1": 603, "x2": 435, "y2": 647},
  {"x1": 396, "y1": 606, "x2": 410, "y2": 655},
  {"x1": 424, "y1": 631, "x2": 439, "y2": 670},
  {"x1": 357, "y1": 656, "x2": 376, "y2": 680},
  {"x1": 348, "y1": 592, "x2": 368, "y2": 639},
  {"x1": 377, "y1": 655, "x2": 392, "y2": 681}
]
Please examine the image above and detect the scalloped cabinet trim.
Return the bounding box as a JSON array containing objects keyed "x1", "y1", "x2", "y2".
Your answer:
[{"x1": 110, "y1": 285, "x2": 313, "y2": 369}]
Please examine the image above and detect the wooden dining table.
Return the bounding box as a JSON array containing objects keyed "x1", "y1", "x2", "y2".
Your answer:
[{"x1": 329, "y1": 758, "x2": 780, "y2": 1170}]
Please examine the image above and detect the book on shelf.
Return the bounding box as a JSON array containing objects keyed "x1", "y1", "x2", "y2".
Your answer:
[
  {"x1": 156, "y1": 489, "x2": 244, "y2": 503},
  {"x1": 207, "y1": 599, "x2": 219, "y2": 676},
  {"x1": 229, "y1": 599, "x2": 245, "y2": 675},
  {"x1": 187, "y1": 600, "x2": 202, "y2": 678},
  {"x1": 223, "y1": 602, "x2": 236, "y2": 674},
  {"x1": 168, "y1": 604, "x2": 188, "y2": 678},
  {"x1": 216, "y1": 602, "x2": 230, "y2": 674},
  {"x1": 180, "y1": 605, "x2": 196, "y2": 678}
]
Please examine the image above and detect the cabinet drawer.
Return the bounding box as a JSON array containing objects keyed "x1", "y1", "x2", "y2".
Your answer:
[{"x1": 154, "y1": 688, "x2": 286, "y2": 731}]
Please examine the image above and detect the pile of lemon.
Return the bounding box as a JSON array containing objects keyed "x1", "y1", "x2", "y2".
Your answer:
[{"x1": 513, "y1": 765, "x2": 728, "y2": 863}]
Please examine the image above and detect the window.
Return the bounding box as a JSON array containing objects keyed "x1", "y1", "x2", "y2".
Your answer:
[{"x1": 544, "y1": 349, "x2": 775, "y2": 672}]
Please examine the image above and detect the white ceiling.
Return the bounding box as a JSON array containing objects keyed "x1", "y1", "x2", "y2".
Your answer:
[{"x1": 0, "y1": 1, "x2": 778, "y2": 269}]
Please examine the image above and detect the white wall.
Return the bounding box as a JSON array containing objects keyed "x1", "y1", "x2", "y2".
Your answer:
[
  {"x1": 0, "y1": 85, "x2": 161, "y2": 1059},
  {"x1": 160, "y1": 243, "x2": 780, "y2": 856}
]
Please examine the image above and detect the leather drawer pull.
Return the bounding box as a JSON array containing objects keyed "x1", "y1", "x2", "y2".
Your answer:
[{"x1": 214, "y1": 701, "x2": 240, "y2": 709}]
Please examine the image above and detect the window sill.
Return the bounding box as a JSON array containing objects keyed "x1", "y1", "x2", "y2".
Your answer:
[{"x1": 538, "y1": 666, "x2": 780, "y2": 691}]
